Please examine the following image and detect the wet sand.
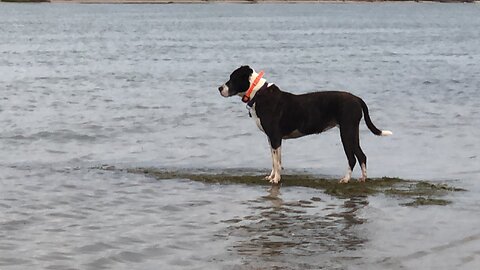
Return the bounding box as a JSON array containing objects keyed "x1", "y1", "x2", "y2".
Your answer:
[{"x1": 122, "y1": 166, "x2": 465, "y2": 206}]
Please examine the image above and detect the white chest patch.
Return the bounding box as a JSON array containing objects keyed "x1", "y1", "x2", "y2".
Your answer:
[{"x1": 249, "y1": 104, "x2": 264, "y2": 132}]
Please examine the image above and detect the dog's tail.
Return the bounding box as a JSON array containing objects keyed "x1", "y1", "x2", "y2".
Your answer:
[{"x1": 359, "y1": 98, "x2": 393, "y2": 136}]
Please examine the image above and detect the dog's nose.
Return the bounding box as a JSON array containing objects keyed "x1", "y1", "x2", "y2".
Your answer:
[{"x1": 218, "y1": 86, "x2": 223, "y2": 92}]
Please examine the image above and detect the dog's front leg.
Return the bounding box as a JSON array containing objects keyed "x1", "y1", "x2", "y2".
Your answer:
[
  {"x1": 264, "y1": 123, "x2": 282, "y2": 184},
  {"x1": 269, "y1": 147, "x2": 282, "y2": 184},
  {"x1": 265, "y1": 157, "x2": 276, "y2": 181},
  {"x1": 265, "y1": 146, "x2": 282, "y2": 182}
]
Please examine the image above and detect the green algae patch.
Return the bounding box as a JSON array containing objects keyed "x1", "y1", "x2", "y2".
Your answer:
[
  {"x1": 101, "y1": 166, "x2": 465, "y2": 207},
  {"x1": 401, "y1": 197, "x2": 452, "y2": 207},
  {"x1": 125, "y1": 167, "x2": 408, "y2": 198},
  {"x1": 386, "y1": 182, "x2": 464, "y2": 197},
  {"x1": 387, "y1": 182, "x2": 465, "y2": 207},
  {"x1": 129, "y1": 168, "x2": 271, "y2": 186}
]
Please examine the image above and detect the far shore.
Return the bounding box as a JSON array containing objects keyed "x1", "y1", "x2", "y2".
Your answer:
[{"x1": 1, "y1": 0, "x2": 478, "y2": 4}]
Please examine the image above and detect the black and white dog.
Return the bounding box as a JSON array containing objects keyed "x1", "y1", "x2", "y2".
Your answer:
[{"x1": 218, "y1": 66, "x2": 392, "y2": 184}]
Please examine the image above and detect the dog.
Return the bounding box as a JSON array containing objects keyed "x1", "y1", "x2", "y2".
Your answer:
[{"x1": 218, "y1": 65, "x2": 392, "y2": 184}]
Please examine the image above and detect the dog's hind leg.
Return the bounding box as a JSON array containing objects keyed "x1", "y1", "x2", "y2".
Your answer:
[
  {"x1": 339, "y1": 126, "x2": 357, "y2": 184},
  {"x1": 356, "y1": 145, "x2": 367, "y2": 182},
  {"x1": 340, "y1": 166, "x2": 352, "y2": 184},
  {"x1": 360, "y1": 163, "x2": 367, "y2": 182},
  {"x1": 353, "y1": 129, "x2": 368, "y2": 182}
]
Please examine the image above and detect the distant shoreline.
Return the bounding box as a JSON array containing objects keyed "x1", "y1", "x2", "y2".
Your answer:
[{"x1": 1, "y1": 0, "x2": 477, "y2": 3}]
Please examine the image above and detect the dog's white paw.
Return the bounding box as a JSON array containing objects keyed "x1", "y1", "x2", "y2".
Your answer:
[
  {"x1": 265, "y1": 170, "x2": 275, "y2": 181},
  {"x1": 358, "y1": 177, "x2": 367, "y2": 183},
  {"x1": 270, "y1": 176, "x2": 281, "y2": 185},
  {"x1": 339, "y1": 177, "x2": 350, "y2": 184}
]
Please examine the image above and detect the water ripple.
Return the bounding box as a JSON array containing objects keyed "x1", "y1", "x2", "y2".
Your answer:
[{"x1": 1, "y1": 3, "x2": 480, "y2": 270}]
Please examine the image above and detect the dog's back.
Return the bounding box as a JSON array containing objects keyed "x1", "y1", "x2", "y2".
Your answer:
[{"x1": 254, "y1": 88, "x2": 363, "y2": 138}]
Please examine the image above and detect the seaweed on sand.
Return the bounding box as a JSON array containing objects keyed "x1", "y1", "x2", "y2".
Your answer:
[{"x1": 99, "y1": 166, "x2": 465, "y2": 207}]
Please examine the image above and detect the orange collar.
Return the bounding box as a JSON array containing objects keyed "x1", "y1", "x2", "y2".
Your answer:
[{"x1": 242, "y1": 70, "x2": 264, "y2": 103}]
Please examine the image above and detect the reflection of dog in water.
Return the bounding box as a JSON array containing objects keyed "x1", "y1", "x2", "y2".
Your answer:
[
  {"x1": 229, "y1": 186, "x2": 368, "y2": 261},
  {"x1": 218, "y1": 66, "x2": 392, "y2": 184}
]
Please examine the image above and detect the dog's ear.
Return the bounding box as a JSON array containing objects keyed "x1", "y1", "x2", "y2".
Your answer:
[{"x1": 241, "y1": 65, "x2": 253, "y2": 75}]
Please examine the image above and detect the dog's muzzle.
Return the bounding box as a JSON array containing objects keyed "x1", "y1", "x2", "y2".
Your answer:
[{"x1": 218, "y1": 84, "x2": 229, "y2": 97}]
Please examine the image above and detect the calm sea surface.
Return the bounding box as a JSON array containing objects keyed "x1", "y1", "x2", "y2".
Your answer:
[{"x1": 1, "y1": 3, "x2": 480, "y2": 269}]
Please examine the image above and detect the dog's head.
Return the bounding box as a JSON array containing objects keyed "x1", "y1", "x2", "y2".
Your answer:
[{"x1": 218, "y1": 65, "x2": 253, "y2": 97}]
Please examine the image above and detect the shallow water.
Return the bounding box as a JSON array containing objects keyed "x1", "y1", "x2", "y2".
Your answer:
[{"x1": 1, "y1": 3, "x2": 480, "y2": 269}]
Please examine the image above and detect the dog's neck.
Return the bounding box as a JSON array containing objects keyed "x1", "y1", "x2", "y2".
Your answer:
[
  {"x1": 248, "y1": 70, "x2": 268, "y2": 99},
  {"x1": 238, "y1": 70, "x2": 268, "y2": 99}
]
